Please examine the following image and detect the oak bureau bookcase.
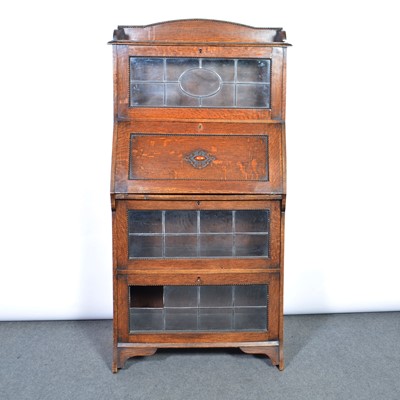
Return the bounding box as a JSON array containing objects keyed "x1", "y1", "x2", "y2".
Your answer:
[{"x1": 109, "y1": 19, "x2": 289, "y2": 373}]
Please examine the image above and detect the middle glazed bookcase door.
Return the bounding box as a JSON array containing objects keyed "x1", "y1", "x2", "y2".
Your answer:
[{"x1": 114, "y1": 200, "x2": 281, "y2": 271}]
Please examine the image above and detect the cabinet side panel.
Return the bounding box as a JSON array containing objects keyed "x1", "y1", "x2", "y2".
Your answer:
[
  {"x1": 116, "y1": 45, "x2": 129, "y2": 119},
  {"x1": 111, "y1": 46, "x2": 119, "y2": 195},
  {"x1": 270, "y1": 47, "x2": 283, "y2": 120},
  {"x1": 279, "y1": 207, "x2": 285, "y2": 369},
  {"x1": 115, "y1": 202, "x2": 128, "y2": 267}
]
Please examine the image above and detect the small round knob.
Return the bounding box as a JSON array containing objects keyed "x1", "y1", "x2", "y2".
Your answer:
[{"x1": 196, "y1": 276, "x2": 202, "y2": 284}]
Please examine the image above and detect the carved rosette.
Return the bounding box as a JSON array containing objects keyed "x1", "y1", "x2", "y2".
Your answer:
[{"x1": 184, "y1": 149, "x2": 216, "y2": 169}]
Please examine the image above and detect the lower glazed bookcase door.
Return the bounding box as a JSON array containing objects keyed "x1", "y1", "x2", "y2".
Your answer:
[{"x1": 113, "y1": 272, "x2": 281, "y2": 372}]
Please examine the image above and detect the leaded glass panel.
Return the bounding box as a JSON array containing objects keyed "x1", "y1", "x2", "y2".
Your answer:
[
  {"x1": 129, "y1": 285, "x2": 268, "y2": 333},
  {"x1": 128, "y1": 210, "x2": 270, "y2": 259},
  {"x1": 130, "y1": 57, "x2": 271, "y2": 108}
]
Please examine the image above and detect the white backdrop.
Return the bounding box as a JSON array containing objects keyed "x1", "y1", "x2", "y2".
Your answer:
[{"x1": 0, "y1": 0, "x2": 399, "y2": 320}]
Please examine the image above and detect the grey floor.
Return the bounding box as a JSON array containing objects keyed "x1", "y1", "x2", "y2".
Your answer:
[{"x1": 0, "y1": 313, "x2": 399, "y2": 400}]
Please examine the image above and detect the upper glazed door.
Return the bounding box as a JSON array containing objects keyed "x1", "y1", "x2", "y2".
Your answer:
[{"x1": 115, "y1": 46, "x2": 286, "y2": 121}]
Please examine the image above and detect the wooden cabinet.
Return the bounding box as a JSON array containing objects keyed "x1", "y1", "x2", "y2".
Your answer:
[{"x1": 109, "y1": 19, "x2": 289, "y2": 372}]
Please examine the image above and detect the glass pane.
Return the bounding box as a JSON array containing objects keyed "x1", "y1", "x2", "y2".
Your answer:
[
  {"x1": 201, "y1": 84, "x2": 235, "y2": 107},
  {"x1": 200, "y1": 211, "x2": 232, "y2": 233},
  {"x1": 235, "y1": 234, "x2": 269, "y2": 257},
  {"x1": 202, "y1": 59, "x2": 235, "y2": 81},
  {"x1": 165, "y1": 235, "x2": 197, "y2": 258},
  {"x1": 235, "y1": 285, "x2": 267, "y2": 307},
  {"x1": 165, "y1": 83, "x2": 199, "y2": 107},
  {"x1": 200, "y1": 234, "x2": 233, "y2": 257},
  {"x1": 237, "y1": 59, "x2": 271, "y2": 83},
  {"x1": 130, "y1": 286, "x2": 163, "y2": 307},
  {"x1": 199, "y1": 308, "x2": 232, "y2": 330},
  {"x1": 129, "y1": 235, "x2": 163, "y2": 258},
  {"x1": 129, "y1": 211, "x2": 162, "y2": 233},
  {"x1": 235, "y1": 210, "x2": 269, "y2": 233},
  {"x1": 130, "y1": 58, "x2": 164, "y2": 81},
  {"x1": 165, "y1": 211, "x2": 197, "y2": 233},
  {"x1": 236, "y1": 84, "x2": 270, "y2": 108},
  {"x1": 130, "y1": 308, "x2": 164, "y2": 331},
  {"x1": 131, "y1": 83, "x2": 164, "y2": 106},
  {"x1": 165, "y1": 308, "x2": 198, "y2": 330},
  {"x1": 200, "y1": 286, "x2": 233, "y2": 307},
  {"x1": 164, "y1": 286, "x2": 198, "y2": 307},
  {"x1": 234, "y1": 307, "x2": 267, "y2": 330},
  {"x1": 166, "y1": 58, "x2": 199, "y2": 80}
]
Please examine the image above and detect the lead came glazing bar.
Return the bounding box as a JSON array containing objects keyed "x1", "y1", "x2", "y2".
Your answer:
[
  {"x1": 162, "y1": 211, "x2": 166, "y2": 258},
  {"x1": 234, "y1": 59, "x2": 238, "y2": 107},
  {"x1": 197, "y1": 210, "x2": 201, "y2": 257},
  {"x1": 163, "y1": 58, "x2": 167, "y2": 105}
]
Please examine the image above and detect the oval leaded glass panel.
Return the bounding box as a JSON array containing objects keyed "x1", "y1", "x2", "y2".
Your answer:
[{"x1": 179, "y1": 68, "x2": 221, "y2": 97}]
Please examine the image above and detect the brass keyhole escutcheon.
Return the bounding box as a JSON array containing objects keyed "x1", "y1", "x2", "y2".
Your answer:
[{"x1": 198, "y1": 123, "x2": 203, "y2": 131}]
